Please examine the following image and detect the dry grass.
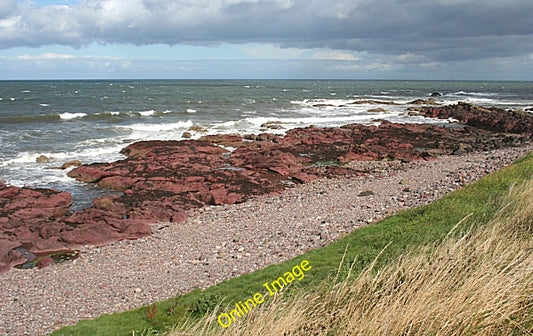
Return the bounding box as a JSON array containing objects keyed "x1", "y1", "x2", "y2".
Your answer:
[{"x1": 169, "y1": 179, "x2": 533, "y2": 336}]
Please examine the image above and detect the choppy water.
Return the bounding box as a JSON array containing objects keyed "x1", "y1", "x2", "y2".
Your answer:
[{"x1": 1, "y1": 79, "x2": 532, "y2": 208}]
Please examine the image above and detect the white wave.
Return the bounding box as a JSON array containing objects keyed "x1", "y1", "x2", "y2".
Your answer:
[
  {"x1": 119, "y1": 120, "x2": 193, "y2": 133},
  {"x1": 1, "y1": 141, "x2": 127, "y2": 171},
  {"x1": 21, "y1": 90, "x2": 31, "y2": 93},
  {"x1": 291, "y1": 98, "x2": 402, "y2": 108},
  {"x1": 186, "y1": 108, "x2": 197, "y2": 113},
  {"x1": 0, "y1": 146, "x2": 125, "y2": 188},
  {"x1": 459, "y1": 97, "x2": 498, "y2": 105},
  {"x1": 39, "y1": 103, "x2": 50, "y2": 107},
  {"x1": 138, "y1": 110, "x2": 156, "y2": 116},
  {"x1": 450, "y1": 91, "x2": 498, "y2": 97},
  {"x1": 75, "y1": 144, "x2": 126, "y2": 162},
  {"x1": 1, "y1": 152, "x2": 45, "y2": 166},
  {"x1": 96, "y1": 111, "x2": 121, "y2": 116},
  {"x1": 291, "y1": 98, "x2": 355, "y2": 107},
  {"x1": 207, "y1": 112, "x2": 402, "y2": 137},
  {"x1": 59, "y1": 112, "x2": 87, "y2": 120}
]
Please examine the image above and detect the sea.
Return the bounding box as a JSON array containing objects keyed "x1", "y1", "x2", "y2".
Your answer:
[{"x1": 1, "y1": 80, "x2": 532, "y2": 209}]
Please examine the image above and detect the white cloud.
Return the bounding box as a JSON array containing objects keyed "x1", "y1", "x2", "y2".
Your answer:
[
  {"x1": 235, "y1": 43, "x2": 305, "y2": 59},
  {"x1": 311, "y1": 50, "x2": 361, "y2": 61},
  {"x1": 16, "y1": 53, "x2": 76, "y2": 60},
  {"x1": 395, "y1": 53, "x2": 429, "y2": 64}
]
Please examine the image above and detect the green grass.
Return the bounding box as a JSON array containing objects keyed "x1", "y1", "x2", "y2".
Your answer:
[{"x1": 51, "y1": 152, "x2": 533, "y2": 336}]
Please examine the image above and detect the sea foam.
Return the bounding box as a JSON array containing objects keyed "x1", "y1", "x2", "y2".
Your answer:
[{"x1": 59, "y1": 112, "x2": 87, "y2": 120}]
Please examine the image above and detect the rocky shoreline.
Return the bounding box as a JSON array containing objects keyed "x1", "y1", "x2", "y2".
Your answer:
[
  {"x1": 0, "y1": 144, "x2": 531, "y2": 335},
  {"x1": 1, "y1": 102, "x2": 533, "y2": 274}
]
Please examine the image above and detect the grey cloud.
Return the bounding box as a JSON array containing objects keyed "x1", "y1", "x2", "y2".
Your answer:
[
  {"x1": 0, "y1": 1, "x2": 15, "y2": 19},
  {"x1": 0, "y1": 0, "x2": 532, "y2": 64},
  {"x1": 3, "y1": 56, "x2": 529, "y2": 80}
]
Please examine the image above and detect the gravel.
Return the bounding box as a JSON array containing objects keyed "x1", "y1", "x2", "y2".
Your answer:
[{"x1": 0, "y1": 145, "x2": 532, "y2": 336}]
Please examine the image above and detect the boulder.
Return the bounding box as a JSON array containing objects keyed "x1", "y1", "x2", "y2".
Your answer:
[
  {"x1": 261, "y1": 121, "x2": 284, "y2": 129},
  {"x1": 188, "y1": 125, "x2": 208, "y2": 133},
  {"x1": 59, "y1": 160, "x2": 82, "y2": 169},
  {"x1": 36, "y1": 155, "x2": 51, "y2": 163}
]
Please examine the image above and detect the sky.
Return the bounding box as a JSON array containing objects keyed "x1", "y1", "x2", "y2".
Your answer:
[{"x1": 0, "y1": 0, "x2": 532, "y2": 80}]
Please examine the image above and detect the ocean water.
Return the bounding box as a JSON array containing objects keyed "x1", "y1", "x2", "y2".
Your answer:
[{"x1": 1, "y1": 80, "x2": 532, "y2": 208}]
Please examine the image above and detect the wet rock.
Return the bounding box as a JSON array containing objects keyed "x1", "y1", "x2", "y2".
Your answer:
[
  {"x1": 58, "y1": 160, "x2": 82, "y2": 170},
  {"x1": 261, "y1": 121, "x2": 284, "y2": 130},
  {"x1": 408, "y1": 98, "x2": 439, "y2": 105},
  {"x1": 349, "y1": 100, "x2": 399, "y2": 105},
  {"x1": 188, "y1": 125, "x2": 207, "y2": 133},
  {"x1": 36, "y1": 155, "x2": 51, "y2": 163},
  {"x1": 367, "y1": 108, "x2": 387, "y2": 113}
]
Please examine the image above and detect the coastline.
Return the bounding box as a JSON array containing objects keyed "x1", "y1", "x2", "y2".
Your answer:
[{"x1": 1, "y1": 144, "x2": 532, "y2": 335}]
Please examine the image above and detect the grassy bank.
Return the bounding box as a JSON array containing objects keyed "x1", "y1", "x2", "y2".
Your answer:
[
  {"x1": 170, "y1": 170, "x2": 533, "y2": 335},
  {"x1": 51, "y1": 153, "x2": 533, "y2": 336}
]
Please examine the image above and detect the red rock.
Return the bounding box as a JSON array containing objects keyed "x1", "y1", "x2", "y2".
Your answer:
[
  {"x1": 209, "y1": 188, "x2": 244, "y2": 205},
  {"x1": 60, "y1": 223, "x2": 122, "y2": 246},
  {"x1": 36, "y1": 256, "x2": 55, "y2": 269},
  {"x1": 0, "y1": 240, "x2": 24, "y2": 273},
  {"x1": 30, "y1": 239, "x2": 69, "y2": 255},
  {"x1": 92, "y1": 195, "x2": 126, "y2": 213},
  {"x1": 98, "y1": 176, "x2": 140, "y2": 191},
  {"x1": 420, "y1": 102, "x2": 533, "y2": 136},
  {"x1": 291, "y1": 172, "x2": 318, "y2": 183}
]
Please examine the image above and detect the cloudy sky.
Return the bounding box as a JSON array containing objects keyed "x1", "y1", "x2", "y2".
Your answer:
[{"x1": 1, "y1": 0, "x2": 532, "y2": 79}]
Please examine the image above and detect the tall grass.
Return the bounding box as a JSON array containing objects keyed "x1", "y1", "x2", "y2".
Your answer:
[{"x1": 169, "y1": 180, "x2": 533, "y2": 336}]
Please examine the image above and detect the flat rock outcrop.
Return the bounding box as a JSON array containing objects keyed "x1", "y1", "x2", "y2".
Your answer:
[
  {"x1": 1, "y1": 103, "x2": 532, "y2": 272},
  {"x1": 418, "y1": 102, "x2": 533, "y2": 136}
]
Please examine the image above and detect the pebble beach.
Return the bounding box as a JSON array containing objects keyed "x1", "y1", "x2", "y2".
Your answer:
[{"x1": 1, "y1": 144, "x2": 532, "y2": 336}]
